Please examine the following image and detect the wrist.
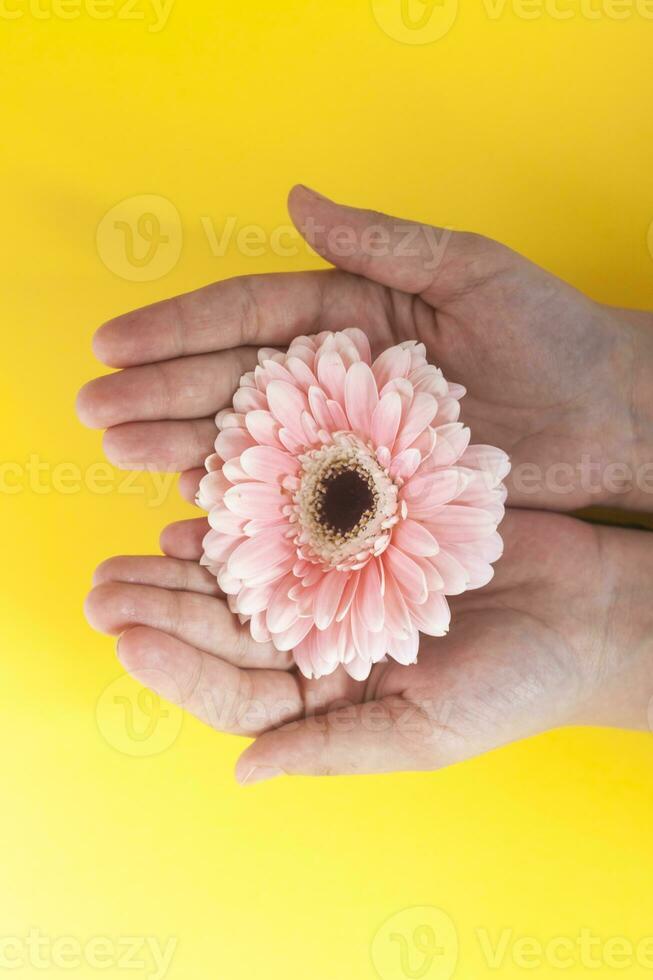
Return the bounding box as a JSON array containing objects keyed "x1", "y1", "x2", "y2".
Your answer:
[
  {"x1": 601, "y1": 314, "x2": 653, "y2": 512},
  {"x1": 573, "y1": 525, "x2": 653, "y2": 730}
]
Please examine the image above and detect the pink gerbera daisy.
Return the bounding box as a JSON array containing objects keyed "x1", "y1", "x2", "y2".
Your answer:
[{"x1": 198, "y1": 329, "x2": 509, "y2": 681}]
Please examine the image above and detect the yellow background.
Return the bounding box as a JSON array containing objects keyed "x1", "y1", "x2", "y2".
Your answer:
[{"x1": 2, "y1": 1, "x2": 653, "y2": 978}]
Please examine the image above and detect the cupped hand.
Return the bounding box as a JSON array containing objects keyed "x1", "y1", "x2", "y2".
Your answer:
[
  {"x1": 84, "y1": 509, "x2": 653, "y2": 782},
  {"x1": 77, "y1": 185, "x2": 653, "y2": 511}
]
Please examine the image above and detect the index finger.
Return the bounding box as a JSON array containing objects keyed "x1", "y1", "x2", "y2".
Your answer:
[{"x1": 93, "y1": 269, "x2": 353, "y2": 368}]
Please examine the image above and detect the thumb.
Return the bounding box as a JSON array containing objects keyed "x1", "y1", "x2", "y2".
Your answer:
[
  {"x1": 288, "y1": 184, "x2": 506, "y2": 305},
  {"x1": 234, "y1": 695, "x2": 453, "y2": 784}
]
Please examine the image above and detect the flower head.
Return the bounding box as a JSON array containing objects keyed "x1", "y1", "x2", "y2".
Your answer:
[{"x1": 198, "y1": 329, "x2": 509, "y2": 681}]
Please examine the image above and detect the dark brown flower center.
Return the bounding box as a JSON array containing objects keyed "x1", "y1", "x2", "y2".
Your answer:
[{"x1": 316, "y1": 467, "x2": 375, "y2": 536}]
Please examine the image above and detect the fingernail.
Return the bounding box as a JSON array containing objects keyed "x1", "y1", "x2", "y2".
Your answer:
[
  {"x1": 238, "y1": 765, "x2": 285, "y2": 786},
  {"x1": 295, "y1": 184, "x2": 330, "y2": 201}
]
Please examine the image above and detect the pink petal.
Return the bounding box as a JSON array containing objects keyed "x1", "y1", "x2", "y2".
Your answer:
[
  {"x1": 244, "y1": 517, "x2": 287, "y2": 535},
  {"x1": 459, "y1": 444, "x2": 511, "y2": 486},
  {"x1": 350, "y1": 609, "x2": 385, "y2": 663},
  {"x1": 447, "y1": 382, "x2": 466, "y2": 399},
  {"x1": 202, "y1": 528, "x2": 244, "y2": 564},
  {"x1": 267, "y1": 574, "x2": 300, "y2": 633},
  {"x1": 372, "y1": 346, "x2": 411, "y2": 390},
  {"x1": 428, "y1": 423, "x2": 471, "y2": 467},
  {"x1": 216, "y1": 566, "x2": 241, "y2": 595},
  {"x1": 387, "y1": 629, "x2": 419, "y2": 665},
  {"x1": 222, "y1": 459, "x2": 249, "y2": 483},
  {"x1": 224, "y1": 482, "x2": 287, "y2": 519},
  {"x1": 392, "y1": 519, "x2": 439, "y2": 557},
  {"x1": 409, "y1": 364, "x2": 448, "y2": 397},
  {"x1": 426, "y1": 505, "x2": 496, "y2": 543},
  {"x1": 371, "y1": 391, "x2": 402, "y2": 450},
  {"x1": 228, "y1": 527, "x2": 293, "y2": 580},
  {"x1": 389, "y1": 449, "x2": 421, "y2": 482},
  {"x1": 204, "y1": 452, "x2": 222, "y2": 472},
  {"x1": 335, "y1": 570, "x2": 360, "y2": 622},
  {"x1": 414, "y1": 556, "x2": 444, "y2": 591},
  {"x1": 215, "y1": 427, "x2": 255, "y2": 462},
  {"x1": 344, "y1": 655, "x2": 374, "y2": 681},
  {"x1": 197, "y1": 470, "x2": 229, "y2": 510},
  {"x1": 278, "y1": 427, "x2": 305, "y2": 454},
  {"x1": 217, "y1": 411, "x2": 245, "y2": 429},
  {"x1": 292, "y1": 636, "x2": 316, "y2": 679},
  {"x1": 257, "y1": 347, "x2": 284, "y2": 364},
  {"x1": 314, "y1": 620, "x2": 346, "y2": 670},
  {"x1": 342, "y1": 327, "x2": 372, "y2": 364},
  {"x1": 394, "y1": 392, "x2": 437, "y2": 454},
  {"x1": 383, "y1": 570, "x2": 412, "y2": 638},
  {"x1": 376, "y1": 446, "x2": 391, "y2": 469},
  {"x1": 300, "y1": 410, "x2": 321, "y2": 445},
  {"x1": 272, "y1": 615, "x2": 314, "y2": 651},
  {"x1": 452, "y1": 531, "x2": 504, "y2": 565},
  {"x1": 313, "y1": 571, "x2": 349, "y2": 630},
  {"x1": 286, "y1": 356, "x2": 318, "y2": 391},
  {"x1": 433, "y1": 397, "x2": 461, "y2": 424},
  {"x1": 208, "y1": 506, "x2": 248, "y2": 536},
  {"x1": 236, "y1": 581, "x2": 277, "y2": 616},
  {"x1": 354, "y1": 559, "x2": 384, "y2": 633},
  {"x1": 307, "y1": 385, "x2": 333, "y2": 431},
  {"x1": 249, "y1": 611, "x2": 272, "y2": 644},
  {"x1": 316, "y1": 349, "x2": 346, "y2": 403},
  {"x1": 407, "y1": 593, "x2": 450, "y2": 636},
  {"x1": 345, "y1": 361, "x2": 378, "y2": 439},
  {"x1": 403, "y1": 468, "x2": 469, "y2": 516},
  {"x1": 326, "y1": 399, "x2": 349, "y2": 431},
  {"x1": 239, "y1": 446, "x2": 298, "y2": 483},
  {"x1": 244, "y1": 410, "x2": 282, "y2": 447},
  {"x1": 233, "y1": 386, "x2": 266, "y2": 413},
  {"x1": 383, "y1": 545, "x2": 428, "y2": 604},
  {"x1": 431, "y1": 549, "x2": 469, "y2": 595},
  {"x1": 259, "y1": 359, "x2": 294, "y2": 384},
  {"x1": 266, "y1": 380, "x2": 310, "y2": 444},
  {"x1": 246, "y1": 556, "x2": 295, "y2": 589}
]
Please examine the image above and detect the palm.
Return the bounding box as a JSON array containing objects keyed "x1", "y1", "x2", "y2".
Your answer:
[
  {"x1": 78, "y1": 189, "x2": 636, "y2": 511},
  {"x1": 86, "y1": 509, "x2": 610, "y2": 776}
]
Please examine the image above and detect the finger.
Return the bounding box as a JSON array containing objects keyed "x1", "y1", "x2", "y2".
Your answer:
[
  {"x1": 103, "y1": 418, "x2": 216, "y2": 471},
  {"x1": 77, "y1": 349, "x2": 258, "y2": 429},
  {"x1": 92, "y1": 269, "x2": 366, "y2": 368},
  {"x1": 118, "y1": 626, "x2": 303, "y2": 736},
  {"x1": 178, "y1": 468, "x2": 204, "y2": 505},
  {"x1": 86, "y1": 581, "x2": 293, "y2": 669},
  {"x1": 288, "y1": 184, "x2": 514, "y2": 306},
  {"x1": 234, "y1": 695, "x2": 440, "y2": 783},
  {"x1": 606, "y1": 306, "x2": 653, "y2": 329},
  {"x1": 160, "y1": 518, "x2": 208, "y2": 560},
  {"x1": 93, "y1": 555, "x2": 219, "y2": 595}
]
